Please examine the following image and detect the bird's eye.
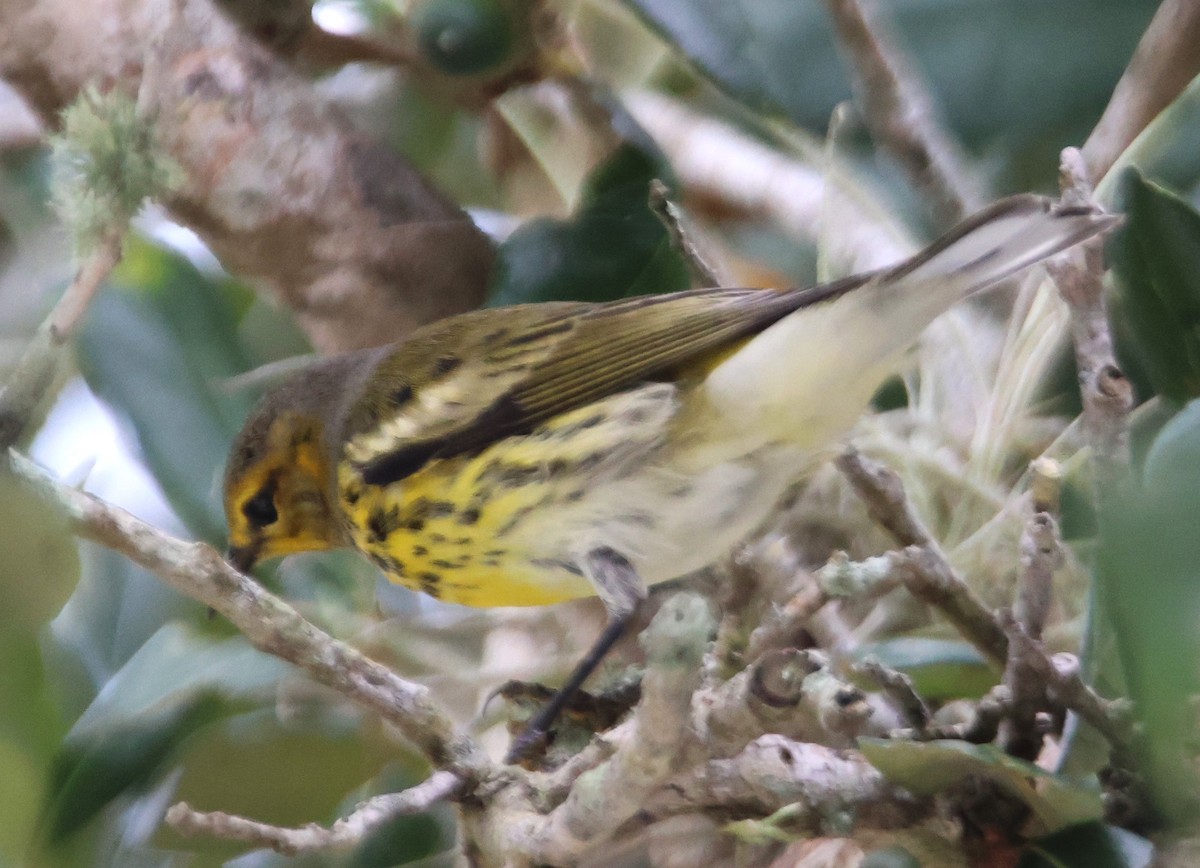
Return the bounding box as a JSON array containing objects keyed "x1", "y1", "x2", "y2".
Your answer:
[{"x1": 242, "y1": 487, "x2": 278, "y2": 528}]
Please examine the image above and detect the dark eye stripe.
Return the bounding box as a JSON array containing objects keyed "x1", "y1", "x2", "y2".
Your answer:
[{"x1": 392, "y1": 383, "x2": 414, "y2": 405}]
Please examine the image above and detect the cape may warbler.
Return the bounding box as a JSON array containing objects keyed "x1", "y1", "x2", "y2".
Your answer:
[{"x1": 223, "y1": 195, "x2": 1113, "y2": 757}]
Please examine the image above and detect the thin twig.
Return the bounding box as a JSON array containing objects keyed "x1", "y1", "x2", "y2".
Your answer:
[
  {"x1": 823, "y1": 0, "x2": 983, "y2": 223},
  {"x1": 624, "y1": 91, "x2": 913, "y2": 272},
  {"x1": 999, "y1": 460, "x2": 1065, "y2": 759},
  {"x1": 998, "y1": 607, "x2": 1050, "y2": 761},
  {"x1": 167, "y1": 770, "x2": 462, "y2": 854},
  {"x1": 1039, "y1": 643, "x2": 1134, "y2": 750},
  {"x1": 854, "y1": 657, "x2": 930, "y2": 732},
  {"x1": 648, "y1": 179, "x2": 722, "y2": 287},
  {"x1": 833, "y1": 448, "x2": 1130, "y2": 751},
  {"x1": 834, "y1": 448, "x2": 930, "y2": 547},
  {"x1": 1047, "y1": 149, "x2": 1132, "y2": 489},
  {"x1": 921, "y1": 686, "x2": 1011, "y2": 743},
  {"x1": 744, "y1": 580, "x2": 829, "y2": 661},
  {"x1": 0, "y1": 230, "x2": 123, "y2": 449},
  {"x1": 1015, "y1": 461, "x2": 1064, "y2": 642},
  {"x1": 835, "y1": 448, "x2": 1008, "y2": 665},
  {"x1": 5, "y1": 449, "x2": 491, "y2": 779}
]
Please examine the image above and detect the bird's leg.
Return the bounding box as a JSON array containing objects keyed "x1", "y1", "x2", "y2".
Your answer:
[{"x1": 504, "y1": 547, "x2": 646, "y2": 764}]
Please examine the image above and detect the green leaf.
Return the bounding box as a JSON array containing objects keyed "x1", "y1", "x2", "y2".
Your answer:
[
  {"x1": 39, "y1": 622, "x2": 288, "y2": 842},
  {"x1": 1019, "y1": 822, "x2": 1153, "y2": 868},
  {"x1": 46, "y1": 547, "x2": 199, "y2": 719},
  {"x1": 76, "y1": 238, "x2": 258, "y2": 540},
  {"x1": 1144, "y1": 399, "x2": 1200, "y2": 488},
  {"x1": 854, "y1": 638, "x2": 997, "y2": 701},
  {"x1": 0, "y1": 734, "x2": 47, "y2": 864},
  {"x1": 41, "y1": 691, "x2": 230, "y2": 842},
  {"x1": 1109, "y1": 170, "x2": 1200, "y2": 402},
  {"x1": 622, "y1": 0, "x2": 1156, "y2": 155},
  {"x1": 487, "y1": 143, "x2": 691, "y2": 306},
  {"x1": 1098, "y1": 73, "x2": 1200, "y2": 201},
  {"x1": 1099, "y1": 398, "x2": 1200, "y2": 825},
  {"x1": 0, "y1": 475, "x2": 79, "y2": 636},
  {"x1": 66, "y1": 622, "x2": 289, "y2": 737},
  {"x1": 859, "y1": 739, "x2": 1102, "y2": 833}
]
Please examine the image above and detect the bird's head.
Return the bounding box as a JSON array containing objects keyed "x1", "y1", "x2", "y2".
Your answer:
[
  {"x1": 222, "y1": 355, "x2": 374, "y2": 572},
  {"x1": 223, "y1": 408, "x2": 340, "y2": 573}
]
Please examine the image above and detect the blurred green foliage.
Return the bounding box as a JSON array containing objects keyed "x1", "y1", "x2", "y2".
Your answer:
[
  {"x1": 1018, "y1": 822, "x2": 1153, "y2": 868},
  {"x1": 488, "y1": 142, "x2": 691, "y2": 306},
  {"x1": 859, "y1": 737, "x2": 1103, "y2": 833},
  {"x1": 1100, "y1": 400, "x2": 1200, "y2": 827},
  {"x1": 1109, "y1": 170, "x2": 1200, "y2": 403},
  {"x1": 624, "y1": 0, "x2": 1159, "y2": 188},
  {"x1": 853, "y1": 638, "x2": 995, "y2": 702},
  {"x1": 413, "y1": 0, "x2": 517, "y2": 76}
]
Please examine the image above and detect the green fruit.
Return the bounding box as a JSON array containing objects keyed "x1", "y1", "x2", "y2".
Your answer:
[{"x1": 413, "y1": 0, "x2": 516, "y2": 76}]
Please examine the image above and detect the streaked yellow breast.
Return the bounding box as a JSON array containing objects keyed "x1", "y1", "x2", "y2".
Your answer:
[{"x1": 335, "y1": 391, "x2": 678, "y2": 607}]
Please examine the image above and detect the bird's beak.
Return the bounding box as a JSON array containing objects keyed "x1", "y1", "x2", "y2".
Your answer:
[{"x1": 226, "y1": 544, "x2": 260, "y2": 574}]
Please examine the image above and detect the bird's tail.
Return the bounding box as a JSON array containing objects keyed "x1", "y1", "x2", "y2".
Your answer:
[
  {"x1": 697, "y1": 195, "x2": 1118, "y2": 452},
  {"x1": 882, "y1": 195, "x2": 1118, "y2": 290}
]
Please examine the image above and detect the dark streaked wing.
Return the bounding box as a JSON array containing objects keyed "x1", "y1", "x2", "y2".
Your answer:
[{"x1": 345, "y1": 281, "x2": 867, "y2": 485}]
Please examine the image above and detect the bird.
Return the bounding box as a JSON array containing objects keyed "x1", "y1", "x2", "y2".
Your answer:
[{"x1": 221, "y1": 194, "x2": 1115, "y2": 761}]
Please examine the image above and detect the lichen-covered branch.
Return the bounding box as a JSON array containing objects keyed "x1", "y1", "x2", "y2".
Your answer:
[
  {"x1": 0, "y1": 230, "x2": 122, "y2": 448},
  {"x1": 520, "y1": 594, "x2": 712, "y2": 864},
  {"x1": 6, "y1": 449, "x2": 490, "y2": 778},
  {"x1": 646, "y1": 735, "x2": 928, "y2": 831},
  {"x1": 0, "y1": 0, "x2": 494, "y2": 353},
  {"x1": 696, "y1": 648, "x2": 869, "y2": 756},
  {"x1": 832, "y1": 448, "x2": 1130, "y2": 751},
  {"x1": 1048, "y1": 149, "x2": 1132, "y2": 488}
]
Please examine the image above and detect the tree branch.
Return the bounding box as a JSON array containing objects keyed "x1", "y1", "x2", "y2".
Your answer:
[
  {"x1": 0, "y1": 230, "x2": 123, "y2": 448},
  {"x1": 854, "y1": 657, "x2": 931, "y2": 733},
  {"x1": 5, "y1": 449, "x2": 491, "y2": 779},
  {"x1": 1047, "y1": 149, "x2": 1132, "y2": 488},
  {"x1": 823, "y1": 0, "x2": 983, "y2": 223},
  {"x1": 167, "y1": 770, "x2": 462, "y2": 854},
  {"x1": 646, "y1": 735, "x2": 928, "y2": 831},
  {"x1": 1082, "y1": 0, "x2": 1200, "y2": 182},
  {"x1": 519, "y1": 594, "x2": 713, "y2": 864},
  {"x1": 0, "y1": 0, "x2": 494, "y2": 353},
  {"x1": 836, "y1": 448, "x2": 1008, "y2": 665},
  {"x1": 832, "y1": 448, "x2": 1130, "y2": 751}
]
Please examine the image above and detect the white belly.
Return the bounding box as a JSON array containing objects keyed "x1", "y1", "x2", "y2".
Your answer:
[{"x1": 519, "y1": 443, "x2": 812, "y2": 587}]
